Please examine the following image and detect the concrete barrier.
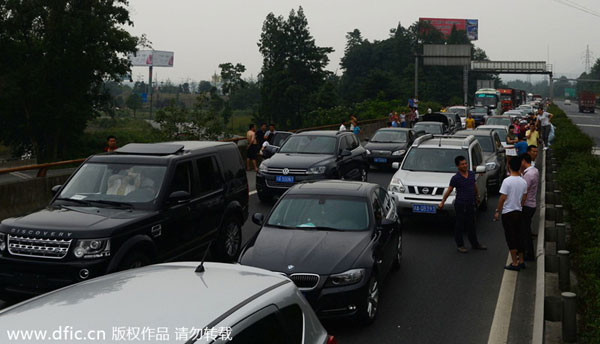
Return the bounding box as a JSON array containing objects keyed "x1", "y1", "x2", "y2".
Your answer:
[{"x1": 0, "y1": 173, "x2": 71, "y2": 221}]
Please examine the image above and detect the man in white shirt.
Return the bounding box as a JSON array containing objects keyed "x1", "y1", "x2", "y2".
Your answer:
[
  {"x1": 494, "y1": 156, "x2": 528, "y2": 271},
  {"x1": 339, "y1": 120, "x2": 347, "y2": 132},
  {"x1": 536, "y1": 108, "x2": 553, "y2": 149}
]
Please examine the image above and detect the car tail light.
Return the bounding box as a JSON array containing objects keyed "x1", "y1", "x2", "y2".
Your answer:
[{"x1": 326, "y1": 335, "x2": 338, "y2": 344}]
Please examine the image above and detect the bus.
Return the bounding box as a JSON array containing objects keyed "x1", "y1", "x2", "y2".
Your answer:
[{"x1": 474, "y1": 88, "x2": 502, "y2": 116}]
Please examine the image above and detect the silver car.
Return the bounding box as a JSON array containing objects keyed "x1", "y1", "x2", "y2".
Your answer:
[
  {"x1": 0, "y1": 262, "x2": 334, "y2": 344},
  {"x1": 388, "y1": 134, "x2": 489, "y2": 217}
]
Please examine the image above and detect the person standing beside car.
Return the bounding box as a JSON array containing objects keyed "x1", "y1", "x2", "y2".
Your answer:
[
  {"x1": 104, "y1": 135, "x2": 118, "y2": 152},
  {"x1": 439, "y1": 156, "x2": 487, "y2": 253},
  {"x1": 246, "y1": 124, "x2": 259, "y2": 172},
  {"x1": 465, "y1": 113, "x2": 476, "y2": 129},
  {"x1": 536, "y1": 108, "x2": 553, "y2": 150},
  {"x1": 520, "y1": 153, "x2": 538, "y2": 261}
]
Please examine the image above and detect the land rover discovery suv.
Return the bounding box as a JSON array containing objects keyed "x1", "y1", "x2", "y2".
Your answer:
[
  {"x1": 388, "y1": 134, "x2": 490, "y2": 217},
  {"x1": 0, "y1": 141, "x2": 248, "y2": 298},
  {"x1": 256, "y1": 130, "x2": 367, "y2": 202}
]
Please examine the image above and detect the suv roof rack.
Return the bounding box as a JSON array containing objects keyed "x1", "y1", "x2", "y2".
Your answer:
[
  {"x1": 115, "y1": 143, "x2": 184, "y2": 156},
  {"x1": 412, "y1": 134, "x2": 476, "y2": 149}
]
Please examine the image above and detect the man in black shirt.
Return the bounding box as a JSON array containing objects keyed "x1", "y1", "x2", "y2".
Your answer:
[{"x1": 256, "y1": 123, "x2": 267, "y2": 147}]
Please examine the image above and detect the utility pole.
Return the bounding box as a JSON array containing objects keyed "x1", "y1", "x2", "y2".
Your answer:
[
  {"x1": 463, "y1": 66, "x2": 469, "y2": 106},
  {"x1": 148, "y1": 65, "x2": 153, "y2": 119},
  {"x1": 414, "y1": 55, "x2": 419, "y2": 100}
]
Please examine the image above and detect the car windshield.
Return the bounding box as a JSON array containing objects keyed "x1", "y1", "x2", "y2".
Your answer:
[
  {"x1": 414, "y1": 123, "x2": 442, "y2": 134},
  {"x1": 448, "y1": 108, "x2": 466, "y2": 117},
  {"x1": 473, "y1": 135, "x2": 494, "y2": 153},
  {"x1": 267, "y1": 195, "x2": 369, "y2": 231},
  {"x1": 279, "y1": 135, "x2": 337, "y2": 154},
  {"x1": 57, "y1": 163, "x2": 167, "y2": 206},
  {"x1": 487, "y1": 117, "x2": 512, "y2": 127},
  {"x1": 273, "y1": 133, "x2": 291, "y2": 147},
  {"x1": 370, "y1": 130, "x2": 407, "y2": 143},
  {"x1": 402, "y1": 148, "x2": 469, "y2": 173},
  {"x1": 471, "y1": 107, "x2": 487, "y2": 114}
]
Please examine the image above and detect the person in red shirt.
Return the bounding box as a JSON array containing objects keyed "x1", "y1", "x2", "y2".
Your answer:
[{"x1": 104, "y1": 135, "x2": 117, "y2": 152}]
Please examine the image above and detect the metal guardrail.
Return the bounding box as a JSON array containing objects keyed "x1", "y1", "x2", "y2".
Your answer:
[{"x1": 0, "y1": 117, "x2": 387, "y2": 177}]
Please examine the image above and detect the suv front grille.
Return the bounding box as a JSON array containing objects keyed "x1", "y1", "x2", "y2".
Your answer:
[
  {"x1": 7, "y1": 235, "x2": 72, "y2": 259},
  {"x1": 289, "y1": 273, "x2": 320, "y2": 290},
  {"x1": 407, "y1": 186, "x2": 445, "y2": 196},
  {"x1": 371, "y1": 150, "x2": 391, "y2": 156},
  {"x1": 266, "y1": 167, "x2": 307, "y2": 175}
]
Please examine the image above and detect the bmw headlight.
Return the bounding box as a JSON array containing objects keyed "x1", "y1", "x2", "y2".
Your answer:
[
  {"x1": 258, "y1": 163, "x2": 268, "y2": 173},
  {"x1": 73, "y1": 239, "x2": 110, "y2": 259},
  {"x1": 0, "y1": 233, "x2": 5, "y2": 251},
  {"x1": 307, "y1": 166, "x2": 327, "y2": 175},
  {"x1": 366, "y1": 149, "x2": 371, "y2": 155},
  {"x1": 325, "y1": 268, "x2": 365, "y2": 287},
  {"x1": 392, "y1": 150, "x2": 405, "y2": 156},
  {"x1": 388, "y1": 178, "x2": 406, "y2": 193}
]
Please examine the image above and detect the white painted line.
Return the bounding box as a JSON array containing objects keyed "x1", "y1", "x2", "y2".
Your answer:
[
  {"x1": 577, "y1": 124, "x2": 600, "y2": 128},
  {"x1": 249, "y1": 190, "x2": 257, "y2": 195},
  {"x1": 10, "y1": 171, "x2": 32, "y2": 180},
  {"x1": 487, "y1": 254, "x2": 519, "y2": 344}
]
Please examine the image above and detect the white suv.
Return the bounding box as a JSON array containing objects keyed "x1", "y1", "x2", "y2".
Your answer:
[{"x1": 388, "y1": 134, "x2": 489, "y2": 217}]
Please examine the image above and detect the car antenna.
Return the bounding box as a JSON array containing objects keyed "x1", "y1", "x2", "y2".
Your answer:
[{"x1": 195, "y1": 241, "x2": 212, "y2": 273}]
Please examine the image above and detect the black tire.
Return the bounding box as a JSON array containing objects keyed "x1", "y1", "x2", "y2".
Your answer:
[
  {"x1": 357, "y1": 274, "x2": 380, "y2": 325},
  {"x1": 392, "y1": 232, "x2": 402, "y2": 270},
  {"x1": 212, "y1": 218, "x2": 242, "y2": 263},
  {"x1": 117, "y1": 250, "x2": 151, "y2": 271},
  {"x1": 257, "y1": 191, "x2": 272, "y2": 203}
]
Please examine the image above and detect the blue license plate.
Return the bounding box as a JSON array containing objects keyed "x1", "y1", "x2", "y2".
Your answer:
[
  {"x1": 374, "y1": 158, "x2": 388, "y2": 163},
  {"x1": 275, "y1": 175, "x2": 295, "y2": 183},
  {"x1": 412, "y1": 204, "x2": 436, "y2": 214}
]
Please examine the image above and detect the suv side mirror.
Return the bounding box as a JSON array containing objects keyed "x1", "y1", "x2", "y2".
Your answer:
[
  {"x1": 51, "y1": 185, "x2": 62, "y2": 196},
  {"x1": 475, "y1": 165, "x2": 487, "y2": 174},
  {"x1": 339, "y1": 149, "x2": 352, "y2": 157},
  {"x1": 168, "y1": 190, "x2": 191, "y2": 204},
  {"x1": 252, "y1": 213, "x2": 264, "y2": 226},
  {"x1": 392, "y1": 162, "x2": 400, "y2": 170}
]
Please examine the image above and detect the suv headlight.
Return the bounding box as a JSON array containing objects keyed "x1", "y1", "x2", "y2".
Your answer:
[
  {"x1": 392, "y1": 150, "x2": 405, "y2": 156},
  {"x1": 307, "y1": 166, "x2": 327, "y2": 175},
  {"x1": 258, "y1": 163, "x2": 268, "y2": 173},
  {"x1": 388, "y1": 178, "x2": 406, "y2": 193},
  {"x1": 325, "y1": 268, "x2": 365, "y2": 287},
  {"x1": 0, "y1": 233, "x2": 5, "y2": 251},
  {"x1": 73, "y1": 239, "x2": 110, "y2": 259}
]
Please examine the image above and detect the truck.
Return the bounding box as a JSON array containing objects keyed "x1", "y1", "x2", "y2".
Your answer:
[
  {"x1": 498, "y1": 88, "x2": 516, "y2": 112},
  {"x1": 579, "y1": 91, "x2": 596, "y2": 113}
]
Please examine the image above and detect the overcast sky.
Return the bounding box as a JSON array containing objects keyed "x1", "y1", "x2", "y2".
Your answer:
[{"x1": 126, "y1": 0, "x2": 600, "y2": 84}]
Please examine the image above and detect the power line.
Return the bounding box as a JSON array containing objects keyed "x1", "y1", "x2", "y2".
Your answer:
[{"x1": 552, "y1": 0, "x2": 600, "y2": 17}]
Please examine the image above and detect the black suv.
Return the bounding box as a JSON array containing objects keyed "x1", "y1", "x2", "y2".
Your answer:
[
  {"x1": 365, "y1": 128, "x2": 423, "y2": 169},
  {"x1": 256, "y1": 131, "x2": 367, "y2": 202},
  {"x1": 0, "y1": 141, "x2": 248, "y2": 298}
]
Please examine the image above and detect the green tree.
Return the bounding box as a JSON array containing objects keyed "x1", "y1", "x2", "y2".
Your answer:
[
  {"x1": 126, "y1": 94, "x2": 143, "y2": 117},
  {"x1": 219, "y1": 63, "x2": 247, "y2": 96},
  {"x1": 155, "y1": 100, "x2": 188, "y2": 140},
  {"x1": 197, "y1": 80, "x2": 213, "y2": 93},
  {"x1": 258, "y1": 7, "x2": 334, "y2": 128},
  {"x1": 192, "y1": 89, "x2": 225, "y2": 140},
  {"x1": 0, "y1": 0, "x2": 138, "y2": 162}
]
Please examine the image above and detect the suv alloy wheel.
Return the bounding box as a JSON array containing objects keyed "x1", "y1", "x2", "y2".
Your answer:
[{"x1": 213, "y1": 218, "x2": 242, "y2": 262}]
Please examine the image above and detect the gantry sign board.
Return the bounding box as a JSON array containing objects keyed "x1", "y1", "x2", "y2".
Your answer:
[
  {"x1": 419, "y1": 18, "x2": 479, "y2": 40},
  {"x1": 471, "y1": 61, "x2": 551, "y2": 74},
  {"x1": 128, "y1": 50, "x2": 174, "y2": 67},
  {"x1": 423, "y1": 44, "x2": 471, "y2": 66}
]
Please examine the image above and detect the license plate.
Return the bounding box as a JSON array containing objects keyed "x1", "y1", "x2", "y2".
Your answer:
[
  {"x1": 275, "y1": 175, "x2": 295, "y2": 183},
  {"x1": 412, "y1": 204, "x2": 436, "y2": 214},
  {"x1": 374, "y1": 158, "x2": 388, "y2": 163}
]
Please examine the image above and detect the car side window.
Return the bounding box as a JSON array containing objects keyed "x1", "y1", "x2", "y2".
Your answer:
[
  {"x1": 228, "y1": 310, "x2": 289, "y2": 344},
  {"x1": 278, "y1": 304, "x2": 303, "y2": 344},
  {"x1": 472, "y1": 145, "x2": 483, "y2": 169},
  {"x1": 350, "y1": 135, "x2": 360, "y2": 149},
  {"x1": 170, "y1": 161, "x2": 192, "y2": 194},
  {"x1": 371, "y1": 193, "x2": 384, "y2": 226},
  {"x1": 196, "y1": 156, "x2": 223, "y2": 195},
  {"x1": 494, "y1": 133, "x2": 503, "y2": 151},
  {"x1": 377, "y1": 187, "x2": 394, "y2": 219},
  {"x1": 338, "y1": 136, "x2": 348, "y2": 152}
]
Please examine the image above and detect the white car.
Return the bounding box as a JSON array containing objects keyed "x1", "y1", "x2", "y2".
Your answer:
[{"x1": 564, "y1": 99, "x2": 571, "y2": 105}]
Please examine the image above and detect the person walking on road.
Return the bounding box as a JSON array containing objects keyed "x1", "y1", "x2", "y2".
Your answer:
[
  {"x1": 494, "y1": 157, "x2": 528, "y2": 271},
  {"x1": 520, "y1": 153, "x2": 539, "y2": 261},
  {"x1": 515, "y1": 135, "x2": 529, "y2": 156},
  {"x1": 536, "y1": 107, "x2": 553, "y2": 150},
  {"x1": 506, "y1": 125, "x2": 518, "y2": 145},
  {"x1": 352, "y1": 120, "x2": 361, "y2": 136},
  {"x1": 246, "y1": 124, "x2": 259, "y2": 172},
  {"x1": 439, "y1": 156, "x2": 487, "y2": 253},
  {"x1": 465, "y1": 113, "x2": 476, "y2": 129},
  {"x1": 526, "y1": 123, "x2": 540, "y2": 147},
  {"x1": 265, "y1": 123, "x2": 277, "y2": 145}
]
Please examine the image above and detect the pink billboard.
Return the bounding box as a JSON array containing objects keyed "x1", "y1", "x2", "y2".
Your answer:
[{"x1": 419, "y1": 18, "x2": 478, "y2": 40}]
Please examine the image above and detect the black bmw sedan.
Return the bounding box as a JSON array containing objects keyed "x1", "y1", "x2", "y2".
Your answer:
[
  {"x1": 239, "y1": 180, "x2": 402, "y2": 325},
  {"x1": 364, "y1": 128, "x2": 423, "y2": 169}
]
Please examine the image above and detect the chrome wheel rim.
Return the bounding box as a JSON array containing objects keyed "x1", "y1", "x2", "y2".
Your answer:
[
  {"x1": 225, "y1": 223, "x2": 241, "y2": 257},
  {"x1": 367, "y1": 279, "x2": 379, "y2": 319}
]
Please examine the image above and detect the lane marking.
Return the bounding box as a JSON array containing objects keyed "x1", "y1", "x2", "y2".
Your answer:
[
  {"x1": 576, "y1": 124, "x2": 600, "y2": 128},
  {"x1": 487, "y1": 255, "x2": 519, "y2": 344},
  {"x1": 249, "y1": 190, "x2": 257, "y2": 195},
  {"x1": 9, "y1": 171, "x2": 32, "y2": 180}
]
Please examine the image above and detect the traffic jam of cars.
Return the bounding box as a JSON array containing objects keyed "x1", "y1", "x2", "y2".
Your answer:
[{"x1": 0, "y1": 89, "x2": 547, "y2": 343}]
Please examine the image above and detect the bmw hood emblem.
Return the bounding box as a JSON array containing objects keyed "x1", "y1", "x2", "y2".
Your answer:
[{"x1": 287, "y1": 265, "x2": 295, "y2": 270}]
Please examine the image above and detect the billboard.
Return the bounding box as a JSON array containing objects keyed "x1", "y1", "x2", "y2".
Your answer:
[
  {"x1": 419, "y1": 18, "x2": 478, "y2": 40},
  {"x1": 128, "y1": 50, "x2": 174, "y2": 67}
]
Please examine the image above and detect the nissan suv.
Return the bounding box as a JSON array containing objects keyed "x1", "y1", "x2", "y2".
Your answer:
[
  {"x1": 0, "y1": 141, "x2": 248, "y2": 299},
  {"x1": 388, "y1": 134, "x2": 489, "y2": 217},
  {"x1": 256, "y1": 130, "x2": 367, "y2": 202}
]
